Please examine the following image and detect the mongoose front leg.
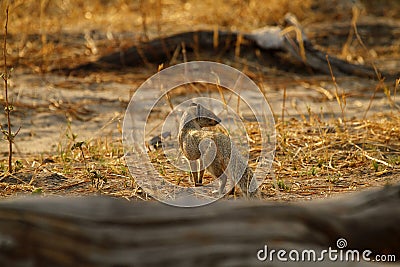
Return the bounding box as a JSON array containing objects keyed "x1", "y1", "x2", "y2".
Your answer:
[
  {"x1": 194, "y1": 168, "x2": 204, "y2": 186},
  {"x1": 189, "y1": 160, "x2": 204, "y2": 186}
]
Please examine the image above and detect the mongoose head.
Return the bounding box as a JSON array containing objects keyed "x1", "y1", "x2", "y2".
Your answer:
[
  {"x1": 190, "y1": 103, "x2": 221, "y2": 127},
  {"x1": 180, "y1": 103, "x2": 221, "y2": 130}
]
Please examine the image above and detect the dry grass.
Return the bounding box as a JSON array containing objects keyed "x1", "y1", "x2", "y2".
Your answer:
[
  {"x1": 3, "y1": 0, "x2": 313, "y2": 34},
  {"x1": 0, "y1": 0, "x2": 399, "y2": 201},
  {"x1": 272, "y1": 114, "x2": 400, "y2": 200},
  {"x1": 2, "y1": 110, "x2": 398, "y2": 201},
  {"x1": 146, "y1": 111, "x2": 400, "y2": 201}
]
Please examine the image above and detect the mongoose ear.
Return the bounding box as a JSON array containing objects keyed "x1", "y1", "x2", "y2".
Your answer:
[{"x1": 196, "y1": 103, "x2": 201, "y2": 118}]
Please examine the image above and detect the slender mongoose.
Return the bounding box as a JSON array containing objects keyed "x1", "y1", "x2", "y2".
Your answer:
[{"x1": 178, "y1": 103, "x2": 258, "y2": 198}]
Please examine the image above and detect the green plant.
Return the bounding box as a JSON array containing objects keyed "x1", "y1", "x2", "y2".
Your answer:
[
  {"x1": 372, "y1": 161, "x2": 379, "y2": 172},
  {"x1": 31, "y1": 187, "x2": 43, "y2": 195},
  {"x1": 327, "y1": 175, "x2": 339, "y2": 184},
  {"x1": 71, "y1": 140, "x2": 104, "y2": 189},
  {"x1": 276, "y1": 179, "x2": 289, "y2": 191},
  {"x1": 309, "y1": 166, "x2": 318, "y2": 176},
  {"x1": 90, "y1": 169, "x2": 106, "y2": 189},
  {"x1": 14, "y1": 159, "x2": 23, "y2": 172}
]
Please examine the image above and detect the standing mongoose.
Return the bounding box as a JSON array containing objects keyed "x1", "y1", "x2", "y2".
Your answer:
[
  {"x1": 178, "y1": 103, "x2": 258, "y2": 198},
  {"x1": 178, "y1": 103, "x2": 221, "y2": 186}
]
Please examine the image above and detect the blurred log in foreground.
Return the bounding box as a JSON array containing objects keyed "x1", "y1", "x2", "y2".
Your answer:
[{"x1": 0, "y1": 184, "x2": 399, "y2": 267}]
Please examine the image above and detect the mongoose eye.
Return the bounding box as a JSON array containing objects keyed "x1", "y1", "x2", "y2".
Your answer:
[{"x1": 211, "y1": 119, "x2": 219, "y2": 125}]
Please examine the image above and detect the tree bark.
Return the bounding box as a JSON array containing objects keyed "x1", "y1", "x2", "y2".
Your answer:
[{"x1": 0, "y1": 184, "x2": 399, "y2": 267}]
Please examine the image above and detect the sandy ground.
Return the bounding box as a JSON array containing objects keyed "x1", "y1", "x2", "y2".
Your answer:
[{"x1": 3, "y1": 64, "x2": 398, "y2": 156}]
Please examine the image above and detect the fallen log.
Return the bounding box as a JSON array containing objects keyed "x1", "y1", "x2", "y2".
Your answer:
[
  {"x1": 70, "y1": 13, "x2": 381, "y2": 78},
  {"x1": 0, "y1": 184, "x2": 399, "y2": 267}
]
